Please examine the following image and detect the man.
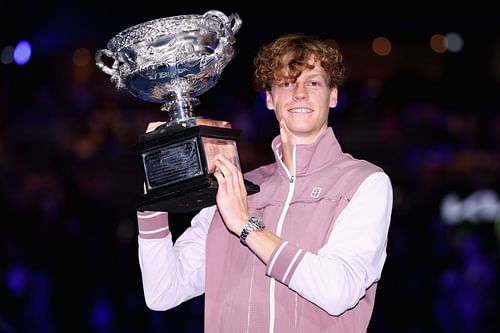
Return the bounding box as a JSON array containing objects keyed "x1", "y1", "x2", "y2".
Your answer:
[{"x1": 137, "y1": 33, "x2": 393, "y2": 332}]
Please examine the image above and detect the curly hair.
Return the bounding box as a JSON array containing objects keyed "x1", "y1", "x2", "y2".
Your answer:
[{"x1": 253, "y1": 33, "x2": 346, "y2": 92}]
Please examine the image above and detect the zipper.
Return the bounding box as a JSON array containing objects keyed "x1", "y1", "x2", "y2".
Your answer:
[{"x1": 269, "y1": 145, "x2": 296, "y2": 333}]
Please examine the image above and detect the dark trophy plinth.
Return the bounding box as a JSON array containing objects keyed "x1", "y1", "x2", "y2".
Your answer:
[
  {"x1": 137, "y1": 121, "x2": 259, "y2": 213},
  {"x1": 95, "y1": 10, "x2": 259, "y2": 213}
]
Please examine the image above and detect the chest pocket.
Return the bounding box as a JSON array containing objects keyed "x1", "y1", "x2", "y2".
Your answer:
[{"x1": 283, "y1": 191, "x2": 351, "y2": 253}]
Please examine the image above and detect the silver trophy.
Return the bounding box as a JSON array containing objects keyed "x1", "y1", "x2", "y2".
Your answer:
[{"x1": 95, "y1": 10, "x2": 258, "y2": 213}]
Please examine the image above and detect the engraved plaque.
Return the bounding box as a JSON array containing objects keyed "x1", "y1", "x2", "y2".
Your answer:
[{"x1": 143, "y1": 137, "x2": 203, "y2": 190}]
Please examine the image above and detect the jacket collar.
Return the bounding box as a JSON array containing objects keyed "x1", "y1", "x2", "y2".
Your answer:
[{"x1": 271, "y1": 127, "x2": 343, "y2": 177}]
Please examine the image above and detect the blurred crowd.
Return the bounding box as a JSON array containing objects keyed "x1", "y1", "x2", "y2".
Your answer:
[{"x1": 1, "y1": 27, "x2": 499, "y2": 333}]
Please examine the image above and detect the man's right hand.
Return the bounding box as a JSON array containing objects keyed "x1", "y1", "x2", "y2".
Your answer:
[{"x1": 146, "y1": 121, "x2": 166, "y2": 133}]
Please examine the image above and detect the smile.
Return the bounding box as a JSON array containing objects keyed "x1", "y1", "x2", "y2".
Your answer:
[{"x1": 288, "y1": 108, "x2": 313, "y2": 113}]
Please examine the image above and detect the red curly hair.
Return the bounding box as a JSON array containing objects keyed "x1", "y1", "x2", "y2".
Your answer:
[{"x1": 253, "y1": 33, "x2": 346, "y2": 92}]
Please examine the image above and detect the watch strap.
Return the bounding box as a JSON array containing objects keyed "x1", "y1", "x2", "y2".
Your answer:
[{"x1": 239, "y1": 217, "x2": 265, "y2": 245}]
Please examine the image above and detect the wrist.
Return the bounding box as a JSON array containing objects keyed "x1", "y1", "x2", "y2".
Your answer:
[
  {"x1": 237, "y1": 215, "x2": 250, "y2": 235},
  {"x1": 239, "y1": 217, "x2": 265, "y2": 246}
]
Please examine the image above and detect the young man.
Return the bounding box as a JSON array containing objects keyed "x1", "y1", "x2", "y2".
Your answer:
[{"x1": 137, "y1": 33, "x2": 393, "y2": 332}]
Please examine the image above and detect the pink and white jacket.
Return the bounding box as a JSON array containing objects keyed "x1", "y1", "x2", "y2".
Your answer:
[{"x1": 137, "y1": 127, "x2": 393, "y2": 332}]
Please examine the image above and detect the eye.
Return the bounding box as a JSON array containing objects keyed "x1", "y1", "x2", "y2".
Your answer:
[
  {"x1": 308, "y1": 80, "x2": 321, "y2": 87},
  {"x1": 278, "y1": 81, "x2": 295, "y2": 88}
]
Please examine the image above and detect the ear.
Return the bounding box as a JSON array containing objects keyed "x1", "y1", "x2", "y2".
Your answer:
[
  {"x1": 329, "y1": 87, "x2": 338, "y2": 108},
  {"x1": 265, "y1": 91, "x2": 275, "y2": 110}
]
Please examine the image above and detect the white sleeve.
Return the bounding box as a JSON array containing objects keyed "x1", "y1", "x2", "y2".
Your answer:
[
  {"x1": 138, "y1": 205, "x2": 216, "y2": 310},
  {"x1": 289, "y1": 172, "x2": 393, "y2": 315}
]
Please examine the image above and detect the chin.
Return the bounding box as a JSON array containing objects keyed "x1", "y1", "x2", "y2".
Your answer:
[{"x1": 290, "y1": 126, "x2": 315, "y2": 134}]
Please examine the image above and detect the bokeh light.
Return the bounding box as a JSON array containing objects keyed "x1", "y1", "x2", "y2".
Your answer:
[
  {"x1": 372, "y1": 36, "x2": 392, "y2": 56},
  {"x1": 13, "y1": 40, "x2": 32, "y2": 65}
]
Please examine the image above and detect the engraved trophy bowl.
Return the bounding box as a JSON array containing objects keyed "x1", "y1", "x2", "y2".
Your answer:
[{"x1": 95, "y1": 10, "x2": 259, "y2": 213}]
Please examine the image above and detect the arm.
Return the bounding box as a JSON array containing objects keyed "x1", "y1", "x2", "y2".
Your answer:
[
  {"x1": 137, "y1": 206, "x2": 216, "y2": 310},
  {"x1": 210, "y1": 121, "x2": 291, "y2": 262},
  {"x1": 266, "y1": 172, "x2": 393, "y2": 315},
  {"x1": 213, "y1": 154, "x2": 392, "y2": 315},
  {"x1": 212, "y1": 155, "x2": 281, "y2": 262}
]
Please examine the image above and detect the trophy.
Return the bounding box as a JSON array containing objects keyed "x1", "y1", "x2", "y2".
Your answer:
[{"x1": 95, "y1": 10, "x2": 259, "y2": 213}]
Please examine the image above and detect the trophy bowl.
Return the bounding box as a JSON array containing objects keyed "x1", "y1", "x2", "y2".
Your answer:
[
  {"x1": 96, "y1": 9, "x2": 242, "y2": 125},
  {"x1": 95, "y1": 10, "x2": 259, "y2": 213}
]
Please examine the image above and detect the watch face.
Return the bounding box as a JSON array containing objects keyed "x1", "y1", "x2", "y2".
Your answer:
[{"x1": 250, "y1": 217, "x2": 264, "y2": 229}]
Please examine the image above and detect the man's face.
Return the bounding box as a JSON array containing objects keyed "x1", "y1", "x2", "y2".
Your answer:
[{"x1": 266, "y1": 60, "x2": 338, "y2": 145}]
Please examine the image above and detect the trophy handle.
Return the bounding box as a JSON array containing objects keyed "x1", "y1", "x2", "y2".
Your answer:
[
  {"x1": 203, "y1": 10, "x2": 242, "y2": 60},
  {"x1": 203, "y1": 10, "x2": 242, "y2": 38},
  {"x1": 95, "y1": 48, "x2": 125, "y2": 88},
  {"x1": 95, "y1": 49, "x2": 117, "y2": 76},
  {"x1": 227, "y1": 13, "x2": 242, "y2": 35}
]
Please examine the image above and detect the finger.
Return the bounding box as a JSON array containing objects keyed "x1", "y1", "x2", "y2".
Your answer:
[
  {"x1": 229, "y1": 158, "x2": 245, "y2": 192},
  {"x1": 237, "y1": 170, "x2": 246, "y2": 195},
  {"x1": 207, "y1": 162, "x2": 216, "y2": 174},
  {"x1": 214, "y1": 159, "x2": 234, "y2": 194},
  {"x1": 216, "y1": 156, "x2": 246, "y2": 192},
  {"x1": 213, "y1": 170, "x2": 227, "y2": 194},
  {"x1": 217, "y1": 155, "x2": 241, "y2": 195},
  {"x1": 146, "y1": 121, "x2": 165, "y2": 133}
]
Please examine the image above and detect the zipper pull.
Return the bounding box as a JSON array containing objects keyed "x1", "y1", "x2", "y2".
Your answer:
[{"x1": 290, "y1": 175, "x2": 295, "y2": 183}]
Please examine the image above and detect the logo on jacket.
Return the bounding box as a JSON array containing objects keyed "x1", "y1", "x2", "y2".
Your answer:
[{"x1": 310, "y1": 187, "x2": 322, "y2": 198}]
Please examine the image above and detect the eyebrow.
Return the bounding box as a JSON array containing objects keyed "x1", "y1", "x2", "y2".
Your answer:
[
  {"x1": 303, "y1": 73, "x2": 327, "y2": 81},
  {"x1": 275, "y1": 72, "x2": 326, "y2": 84}
]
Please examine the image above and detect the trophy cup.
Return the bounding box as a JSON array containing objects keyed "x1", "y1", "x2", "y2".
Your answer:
[{"x1": 95, "y1": 10, "x2": 259, "y2": 213}]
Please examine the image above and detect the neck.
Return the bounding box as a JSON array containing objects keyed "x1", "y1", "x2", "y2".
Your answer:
[{"x1": 280, "y1": 140, "x2": 295, "y2": 175}]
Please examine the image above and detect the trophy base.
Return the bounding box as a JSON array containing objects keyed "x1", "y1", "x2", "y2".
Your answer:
[
  {"x1": 137, "y1": 175, "x2": 260, "y2": 213},
  {"x1": 137, "y1": 122, "x2": 260, "y2": 213}
]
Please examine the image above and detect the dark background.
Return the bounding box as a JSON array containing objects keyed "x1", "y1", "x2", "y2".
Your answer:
[{"x1": 1, "y1": 3, "x2": 499, "y2": 332}]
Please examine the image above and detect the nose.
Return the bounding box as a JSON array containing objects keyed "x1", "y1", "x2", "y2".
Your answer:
[{"x1": 293, "y1": 82, "x2": 308, "y2": 100}]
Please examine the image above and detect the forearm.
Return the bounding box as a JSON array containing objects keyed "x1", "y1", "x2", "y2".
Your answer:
[
  {"x1": 137, "y1": 208, "x2": 213, "y2": 310},
  {"x1": 245, "y1": 228, "x2": 281, "y2": 264},
  {"x1": 137, "y1": 211, "x2": 186, "y2": 310},
  {"x1": 285, "y1": 246, "x2": 383, "y2": 315},
  {"x1": 138, "y1": 236, "x2": 189, "y2": 310}
]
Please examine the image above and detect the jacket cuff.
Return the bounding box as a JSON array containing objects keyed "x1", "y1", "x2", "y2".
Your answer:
[
  {"x1": 266, "y1": 240, "x2": 306, "y2": 285},
  {"x1": 137, "y1": 211, "x2": 170, "y2": 239}
]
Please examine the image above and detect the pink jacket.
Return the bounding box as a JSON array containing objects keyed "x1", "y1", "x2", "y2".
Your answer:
[{"x1": 137, "y1": 127, "x2": 393, "y2": 332}]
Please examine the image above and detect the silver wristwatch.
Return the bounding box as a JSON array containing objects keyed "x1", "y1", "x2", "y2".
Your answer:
[{"x1": 239, "y1": 217, "x2": 265, "y2": 245}]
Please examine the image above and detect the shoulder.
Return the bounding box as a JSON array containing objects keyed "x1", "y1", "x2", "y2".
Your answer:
[
  {"x1": 322, "y1": 154, "x2": 389, "y2": 199},
  {"x1": 337, "y1": 153, "x2": 384, "y2": 180}
]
